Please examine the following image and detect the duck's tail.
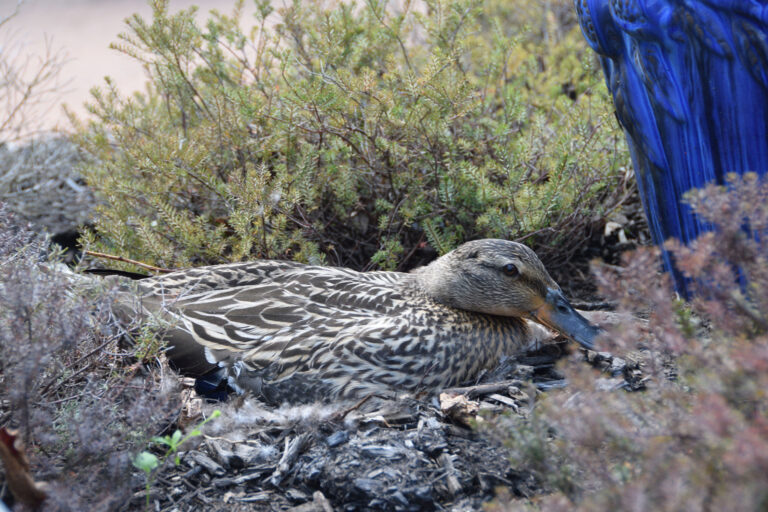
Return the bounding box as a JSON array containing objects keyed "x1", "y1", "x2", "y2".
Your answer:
[{"x1": 58, "y1": 262, "x2": 229, "y2": 394}]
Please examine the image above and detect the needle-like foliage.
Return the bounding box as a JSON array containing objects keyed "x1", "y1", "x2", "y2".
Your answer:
[{"x1": 71, "y1": 0, "x2": 630, "y2": 272}]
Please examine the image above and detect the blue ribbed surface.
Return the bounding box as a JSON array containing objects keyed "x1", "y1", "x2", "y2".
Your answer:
[{"x1": 575, "y1": 0, "x2": 768, "y2": 295}]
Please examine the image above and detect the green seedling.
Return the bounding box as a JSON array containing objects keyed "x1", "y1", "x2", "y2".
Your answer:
[{"x1": 133, "y1": 410, "x2": 221, "y2": 510}]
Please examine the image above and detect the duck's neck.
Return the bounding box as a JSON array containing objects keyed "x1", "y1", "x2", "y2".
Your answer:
[{"x1": 411, "y1": 254, "x2": 463, "y2": 308}]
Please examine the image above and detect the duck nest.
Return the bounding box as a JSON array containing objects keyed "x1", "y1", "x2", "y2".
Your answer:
[{"x1": 119, "y1": 343, "x2": 644, "y2": 512}]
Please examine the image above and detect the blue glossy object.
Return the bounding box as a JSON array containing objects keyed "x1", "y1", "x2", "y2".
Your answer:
[{"x1": 574, "y1": 0, "x2": 768, "y2": 295}]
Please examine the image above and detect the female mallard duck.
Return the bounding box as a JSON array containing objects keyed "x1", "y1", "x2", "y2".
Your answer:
[{"x1": 120, "y1": 239, "x2": 599, "y2": 403}]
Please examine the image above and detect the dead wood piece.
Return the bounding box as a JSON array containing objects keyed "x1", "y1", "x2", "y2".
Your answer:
[
  {"x1": 514, "y1": 365, "x2": 535, "y2": 379},
  {"x1": 438, "y1": 453, "x2": 462, "y2": 497},
  {"x1": 213, "y1": 477, "x2": 237, "y2": 489},
  {"x1": 286, "y1": 488, "x2": 309, "y2": 502},
  {"x1": 233, "y1": 442, "x2": 270, "y2": 466},
  {"x1": 213, "y1": 464, "x2": 274, "y2": 488},
  {"x1": 223, "y1": 490, "x2": 273, "y2": 503},
  {"x1": 586, "y1": 350, "x2": 632, "y2": 377},
  {"x1": 487, "y1": 393, "x2": 520, "y2": 411},
  {"x1": 130, "y1": 488, "x2": 164, "y2": 505},
  {"x1": 270, "y1": 433, "x2": 312, "y2": 487},
  {"x1": 534, "y1": 379, "x2": 567, "y2": 390},
  {"x1": 0, "y1": 428, "x2": 47, "y2": 508},
  {"x1": 414, "y1": 420, "x2": 449, "y2": 457},
  {"x1": 610, "y1": 357, "x2": 627, "y2": 375},
  {"x1": 235, "y1": 491, "x2": 273, "y2": 503},
  {"x1": 360, "y1": 444, "x2": 406, "y2": 460},
  {"x1": 328, "y1": 394, "x2": 373, "y2": 423},
  {"x1": 477, "y1": 402, "x2": 504, "y2": 413},
  {"x1": 354, "y1": 401, "x2": 418, "y2": 426},
  {"x1": 206, "y1": 439, "x2": 239, "y2": 469},
  {"x1": 443, "y1": 379, "x2": 523, "y2": 399},
  {"x1": 196, "y1": 490, "x2": 213, "y2": 504},
  {"x1": 187, "y1": 450, "x2": 226, "y2": 476},
  {"x1": 587, "y1": 350, "x2": 614, "y2": 363},
  {"x1": 478, "y1": 471, "x2": 515, "y2": 493},
  {"x1": 595, "y1": 377, "x2": 628, "y2": 391},
  {"x1": 325, "y1": 430, "x2": 350, "y2": 448},
  {"x1": 161, "y1": 488, "x2": 200, "y2": 511},
  {"x1": 233, "y1": 465, "x2": 275, "y2": 484},
  {"x1": 288, "y1": 490, "x2": 335, "y2": 512},
  {"x1": 439, "y1": 393, "x2": 480, "y2": 427},
  {"x1": 313, "y1": 491, "x2": 335, "y2": 512},
  {"x1": 182, "y1": 465, "x2": 203, "y2": 480}
]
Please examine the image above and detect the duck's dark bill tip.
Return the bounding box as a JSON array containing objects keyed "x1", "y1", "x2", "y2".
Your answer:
[{"x1": 531, "y1": 288, "x2": 602, "y2": 350}]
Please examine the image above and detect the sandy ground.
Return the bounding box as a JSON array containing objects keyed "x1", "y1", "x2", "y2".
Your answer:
[{"x1": 3, "y1": 0, "x2": 260, "y2": 134}]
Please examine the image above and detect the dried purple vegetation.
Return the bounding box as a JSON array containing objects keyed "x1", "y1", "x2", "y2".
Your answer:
[
  {"x1": 488, "y1": 174, "x2": 768, "y2": 511},
  {"x1": 0, "y1": 205, "x2": 179, "y2": 511}
]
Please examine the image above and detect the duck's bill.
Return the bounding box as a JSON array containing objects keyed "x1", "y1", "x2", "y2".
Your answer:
[{"x1": 530, "y1": 288, "x2": 601, "y2": 350}]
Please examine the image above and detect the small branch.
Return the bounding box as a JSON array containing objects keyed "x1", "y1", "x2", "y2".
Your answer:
[
  {"x1": 329, "y1": 394, "x2": 374, "y2": 423},
  {"x1": 38, "y1": 334, "x2": 122, "y2": 397},
  {"x1": 84, "y1": 250, "x2": 176, "y2": 274},
  {"x1": 513, "y1": 226, "x2": 556, "y2": 244},
  {"x1": 38, "y1": 361, "x2": 94, "y2": 399},
  {"x1": 0, "y1": 1, "x2": 23, "y2": 29},
  {"x1": 269, "y1": 433, "x2": 312, "y2": 487},
  {"x1": 311, "y1": 491, "x2": 334, "y2": 512},
  {"x1": 442, "y1": 379, "x2": 522, "y2": 399},
  {"x1": 438, "y1": 453, "x2": 462, "y2": 497},
  {"x1": 730, "y1": 290, "x2": 768, "y2": 332},
  {"x1": 487, "y1": 393, "x2": 520, "y2": 411},
  {"x1": 366, "y1": 0, "x2": 413, "y2": 72}
]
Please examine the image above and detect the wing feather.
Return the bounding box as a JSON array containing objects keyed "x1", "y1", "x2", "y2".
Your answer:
[{"x1": 135, "y1": 261, "x2": 416, "y2": 380}]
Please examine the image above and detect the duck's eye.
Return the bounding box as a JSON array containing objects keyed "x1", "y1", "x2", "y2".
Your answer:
[{"x1": 502, "y1": 263, "x2": 519, "y2": 277}]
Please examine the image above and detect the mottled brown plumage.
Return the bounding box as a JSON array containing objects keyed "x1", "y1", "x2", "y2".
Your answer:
[{"x1": 118, "y1": 239, "x2": 598, "y2": 403}]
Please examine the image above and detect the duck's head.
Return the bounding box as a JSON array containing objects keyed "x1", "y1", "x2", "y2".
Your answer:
[{"x1": 414, "y1": 239, "x2": 600, "y2": 350}]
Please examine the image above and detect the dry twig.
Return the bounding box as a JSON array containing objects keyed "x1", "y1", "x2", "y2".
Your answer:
[
  {"x1": 438, "y1": 453, "x2": 462, "y2": 497},
  {"x1": 269, "y1": 433, "x2": 312, "y2": 487},
  {"x1": 442, "y1": 379, "x2": 523, "y2": 399},
  {"x1": 85, "y1": 250, "x2": 176, "y2": 273}
]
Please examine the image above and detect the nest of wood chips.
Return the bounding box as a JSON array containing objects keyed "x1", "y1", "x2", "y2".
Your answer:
[{"x1": 124, "y1": 340, "x2": 646, "y2": 512}]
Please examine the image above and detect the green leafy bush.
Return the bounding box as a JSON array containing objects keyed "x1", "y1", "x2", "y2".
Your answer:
[
  {"x1": 488, "y1": 174, "x2": 768, "y2": 511},
  {"x1": 71, "y1": 0, "x2": 629, "y2": 272}
]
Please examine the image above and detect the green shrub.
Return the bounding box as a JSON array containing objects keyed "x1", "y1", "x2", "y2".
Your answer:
[{"x1": 71, "y1": 0, "x2": 629, "y2": 271}]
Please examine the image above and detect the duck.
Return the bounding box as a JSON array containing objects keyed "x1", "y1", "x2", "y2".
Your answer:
[{"x1": 115, "y1": 239, "x2": 600, "y2": 403}]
